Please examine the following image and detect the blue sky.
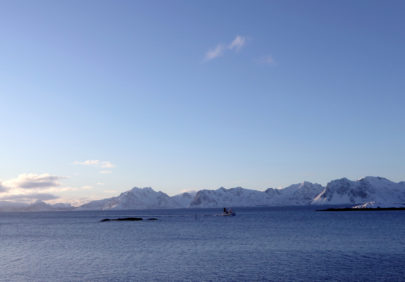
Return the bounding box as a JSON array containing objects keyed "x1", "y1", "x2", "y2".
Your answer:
[{"x1": 0, "y1": 0, "x2": 404, "y2": 204}]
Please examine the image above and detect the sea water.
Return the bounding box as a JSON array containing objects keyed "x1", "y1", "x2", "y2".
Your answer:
[{"x1": 1, "y1": 207, "x2": 405, "y2": 281}]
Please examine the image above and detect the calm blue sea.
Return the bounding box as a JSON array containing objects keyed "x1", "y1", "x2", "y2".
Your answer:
[{"x1": 1, "y1": 207, "x2": 405, "y2": 281}]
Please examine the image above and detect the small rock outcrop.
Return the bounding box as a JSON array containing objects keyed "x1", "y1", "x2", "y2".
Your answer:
[{"x1": 100, "y1": 217, "x2": 144, "y2": 222}]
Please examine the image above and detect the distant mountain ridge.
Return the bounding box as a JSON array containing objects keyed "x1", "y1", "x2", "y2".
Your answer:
[
  {"x1": 0, "y1": 200, "x2": 74, "y2": 212},
  {"x1": 189, "y1": 182, "x2": 324, "y2": 208},
  {"x1": 1, "y1": 176, "x2": 404, "y2": 211},
  {"x1": 76, "y1": 176, "x2": 405, "y2": 210}
]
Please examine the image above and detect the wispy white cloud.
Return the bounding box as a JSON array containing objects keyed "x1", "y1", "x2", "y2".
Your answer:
[
  {"x1": 74, "y1": 160, "x2": 115, "y2": 169},
  {"x1": 228, "y1": 35, "x2": 246, "y2": 51},
  {"x1": 257, "y1": 55, "x2": 277, "y2": 66},
  {"x1": 205, "y1": 44, "x2": 226, "y2": 61},
  {"x1": 99, "y1": 170, "x2": 112, "y2": 174},
  {"x1": 204, "y1": 35, "x2": 247, "y2": 61}
]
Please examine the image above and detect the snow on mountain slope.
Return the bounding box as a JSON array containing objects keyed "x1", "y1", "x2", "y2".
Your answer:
[
  {"x1": 264, "y1": 187, "x2": 282, "y2": 198},
  {"x1": 312, "y1": 177, "x2": 405, "y2": 206},
  {"x1": 171, "y1": 191, "x2": 196, "y2": 208},
  {"x1": 271, "y1": 182, "x2": 324, "y2": 205},
  {"x1": 189, "y1": 187, "x2": 272, "y2": 208},
  {"x1": 79, "y1": 187, "x2": 180, "y2": 210},
  {"x1": 187, "y1": 182, "x2": 323, "y2": 208}
]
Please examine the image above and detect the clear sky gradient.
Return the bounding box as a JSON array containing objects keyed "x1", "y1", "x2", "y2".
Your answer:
[{"x1": 1, "y1": 0, "x2": 404, "y2": 204}]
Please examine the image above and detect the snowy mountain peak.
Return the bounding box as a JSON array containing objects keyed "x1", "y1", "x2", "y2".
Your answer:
[
  {"x1": 79, "y1": 187, "x2": 180, "y2": 210},
  {"x1": 126, "y1": 186, "x2": 154, "y2": 194},
  {"x1": 359, "y1": 176, "x2": 393, "y2": 186}
]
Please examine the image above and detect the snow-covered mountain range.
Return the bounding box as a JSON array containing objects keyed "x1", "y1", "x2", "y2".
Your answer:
[
  {"x1": 312, "y1": 176, "x2": 405, "y2": 207},
  {"x1": 75, "y1": 176, "x2": 405, "y2": 210},
  {"x1": 189, "y1": 182, "x2": 324, "y2": 208},
  {"x1": 1, "y1": 176, "x2": 404, "y2": 211}
]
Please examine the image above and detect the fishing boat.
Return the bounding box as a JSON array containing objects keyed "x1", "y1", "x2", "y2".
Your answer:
[{"x1": 222, "y1": 208, "x2": 235, "y2": 216}]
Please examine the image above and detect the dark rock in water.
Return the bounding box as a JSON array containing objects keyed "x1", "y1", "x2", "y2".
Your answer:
[
  {"x1": 100, "y1": 217, "x2": 143, "y2": 222},
  {"x1": 100, "y1": 217, "x2": 159, "y2": 222},
  {"x1": 116, "y1": 217, "x2": 143, "y2": 221}
]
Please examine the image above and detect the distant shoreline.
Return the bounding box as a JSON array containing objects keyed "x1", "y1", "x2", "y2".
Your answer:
[{"x1": 317, "y1": 207, "x2": 405, "y2": 212}]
